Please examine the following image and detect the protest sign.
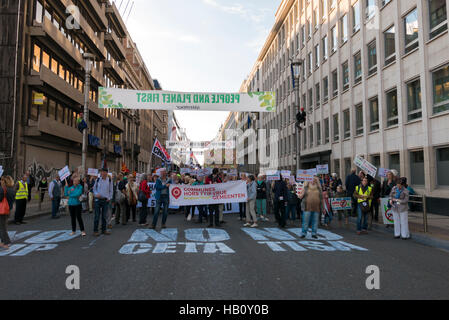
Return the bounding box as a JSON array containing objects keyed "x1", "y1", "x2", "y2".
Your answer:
[
  {"x1": 296, "y1": 174, "x2": 314, "y2": 182},
  {"x1": 266, "y1": 170, "x2": 281, "y2": 181},
  {"x1": 87, "y1": 168, "x2": 99, "y2": 176},
  {"x1": 381, "y1": 197, "x2": 394, "y2": 225},
  {"x1": 297, "y1": 169, "x2": 317, "y2": 176},
  {"x1": 295, "y1": 183, "x2": 304, "y2": 197},
  {"x1": 228, "y1": 169, "x2": 238, "y2": 177},
  {"x1": 0, "y1": 166, "x2": 3, "y2": 177},
  {"x1": 330, "y1": 198, "x2": 352, "y2": 211},
  {"x1": 280, "y1": 170, "x2": 291, "y2": 178},
  {"x1": 169, "y1": 181, "x2": 247, "y2": 206},
  {"x1": 58, "y1": 166, "x2": 71, "y2": 181},
  {"x1": 378, "y1": 168, "x2": 390, "y2": 178},
  {"x1": 316, "y1": 164, "x2": 329, "y2": 175},
  {"x1": 353, "y1": 155, "x2": 377, "y2": 178}
]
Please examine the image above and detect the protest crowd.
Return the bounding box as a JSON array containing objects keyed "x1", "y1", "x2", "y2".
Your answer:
[{"x1": 0, "y1": 163, "x2": 415, "y2": 249}]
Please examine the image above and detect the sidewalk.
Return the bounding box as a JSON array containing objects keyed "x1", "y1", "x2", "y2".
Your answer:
[
  {"x1": 7, "y1": 190, "x2": 67, "y2": 224},
  {"x1": 349, "y1": 211, "x2": 449, "y2": 251}
]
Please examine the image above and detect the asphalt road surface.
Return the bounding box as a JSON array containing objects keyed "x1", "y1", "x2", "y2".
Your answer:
[{"x1": 1, "y1": 211, "x2": 449, "y2": 300}]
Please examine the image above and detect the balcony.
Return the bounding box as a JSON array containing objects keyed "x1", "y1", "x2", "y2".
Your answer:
[
  {"x1": 104, "y1": 29, "x2": 126, "y2": 61},
  {"x1": 106, "y1": 2, "x2": 127, "y2": 38},
  {"x1": 102, "y1": 114, "x2": 124, "y2": 132},
  {"x1": 30, "y1": 17, "x2": 104, "y2": 86},
  {"x1": 104, "y1": 58, "x2": 126, "y2": 84},
  {"x1": 24, "y1": 116, "x2": 82, "y2": 144},
  {"x1": 59, "y1": 0, "x2": 107, "y2": 60},
  {"x1": 27, "y1": 66, "x2": 104, "y2": 119},
  {"x1": 81, "y1": 0, "x2": 108, "y2": 31}
]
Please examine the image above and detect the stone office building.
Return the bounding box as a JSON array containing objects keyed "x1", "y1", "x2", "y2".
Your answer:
[
  {"x1": 241, "y1": 0, "x2": 449, "y2": 213},
  {"x1": 0, "y1": 0, "x2": 167, "y2": 180}
]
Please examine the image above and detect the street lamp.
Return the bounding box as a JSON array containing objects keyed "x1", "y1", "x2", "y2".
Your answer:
[
  {"x1": 81, "y1": 53, "x2": 95, "y2": 175},
  {"x1": 290, "y1": 58, "x2": 302, "y2": 174}
]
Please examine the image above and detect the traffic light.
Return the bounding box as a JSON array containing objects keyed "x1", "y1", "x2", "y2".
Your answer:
[{"x1": 296, "y1": 108, "x2": 307, "y2": 129}]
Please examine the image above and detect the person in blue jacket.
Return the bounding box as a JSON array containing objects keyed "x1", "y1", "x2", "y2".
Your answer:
[{"x1": 65, "y1": 176, "x2": 86, "y2": 236}]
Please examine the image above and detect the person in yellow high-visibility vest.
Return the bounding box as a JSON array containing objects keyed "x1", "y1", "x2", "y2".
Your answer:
[
  {"x1": 14, "y1": 174, "x2": 29, "y2": 225},
  {"x1": 353, "y1": 176, "x2": 373, "y2": 235}
]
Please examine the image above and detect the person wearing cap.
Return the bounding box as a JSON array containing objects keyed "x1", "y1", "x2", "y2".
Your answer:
[
  {"x1": 151, "y1": 168, "x2": 172, "y2": 229},
  {"x1": 389, "y1": 177, "x2": 410, "y2": 240},
  {"x1": 93, "y1": 168, "x2": 113, "y2": 236}
]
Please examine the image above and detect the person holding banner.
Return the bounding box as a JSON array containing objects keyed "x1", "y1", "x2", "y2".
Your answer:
[
  {"x1": 389, "y1": 178, "x2": 410, "y2": 240},
  {"x1": 299, "y1": 177, "x2": 323, "y2": 239},
  {"x1": 151, "y1": 169, "x2": 172, "y2": 229},
  {"x1": 192, "y1": 176, "x2": 207, "y2": 223},
  {"x1": 353, "y1": 177, "x2": 373, "y2": 235},
  {"x1": 205, "y1": 168, "x2": 222, "y2": 228}
]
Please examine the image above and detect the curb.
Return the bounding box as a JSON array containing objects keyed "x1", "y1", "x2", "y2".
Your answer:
[{"x1": 348, "y1": 216, "x2": 449, "y2": 252}]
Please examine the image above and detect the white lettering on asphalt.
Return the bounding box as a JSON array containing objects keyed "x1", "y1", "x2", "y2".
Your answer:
[
  {"x1": 10, "y1": 244, "x2": 58, "y2": 256},
  {"x1": 127, "y1": 229, "x2": 178, "y2": 242},
  {"x1": 117, "y1": 242, "x2": 235, "y2": 254},
  {"x1": 241, "y1": 228, "x2": 296, "y2": 241},
  {"x1": 184, "y1": 228, "x2": 230, "y2": 242},
  {"x1": 7, "y1": 231, "x2": 40, "y2": 242},
  {"x1": 25, "y1": 231, "x2": 80, "y2": 243},
  {"x1": 65, "y1": 265, "x2": 80, "y2": 290}
]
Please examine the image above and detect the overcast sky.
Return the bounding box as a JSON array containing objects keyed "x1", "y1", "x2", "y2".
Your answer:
[{"x1": 124, "y1": 0, "x2": 281, "y2": 145}]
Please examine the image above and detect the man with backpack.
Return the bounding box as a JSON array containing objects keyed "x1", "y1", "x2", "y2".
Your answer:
[
  {"x1": 353, "y1": 176, "x2": 373, "y2": 235},
  {"x1": 93, "y1": 168, "x2": 113, "y2": 236}
]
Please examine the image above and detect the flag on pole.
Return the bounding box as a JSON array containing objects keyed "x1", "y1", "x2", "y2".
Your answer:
[{"x1": 152, "y1": 138, "x2": 171, "y2": 164}]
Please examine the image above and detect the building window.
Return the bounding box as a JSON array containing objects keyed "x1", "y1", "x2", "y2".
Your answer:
[
  {"x1": 344, "y1": 158, "x2": 352, "y2": 177},
  {"x1": 371, "y1": 155, "x2": 381, "y2": 169},
  {"x1": 382, "y1": 0, "x2": 392, "y2": 7},
  {"x1": 384, "y1": 25, "x2": 396, "y2": 65},
  {"x1": 315, "y1": 83, "x2": 320, "y2": 106},
  {"x1": 342, "y1": 61, "x2": 349, "y2": 91},
  {"x1": 389, "y1": 153, "x2": 401, "y2": 176},
  {"x1": 407, "y1": 79, "x2": 422, "y2": 121},
  {"x1": 355, "y1": 104, "x2": 364, "y2": 136},
  {"x1": 308, "y1": 52, "x2": 313, "y2": 75},
  {"x1": 354, "y1": 51, "x2": 362, "y2": 83},
  {"x1": 309, "y1": 125, "x2": 314, "y2": 148},
  {"x1": 30, "y1": 91, "x2": 39, "y2": 121},
  {"x1": 316, "y1": 122, "x2": 321, "y2": 145},
  {"x1": 432, "y1": 65, "x2": 449, "y2": 114},
  {"x1": 322, "y1": 35, "x2": 328, "y2": 61},
  {"x1": 331, "y1": 26, "x2": 337, "y2": 52},
  {"x1": 322, "y1": 0, "x2": 328, "y2": 19},
  {"x1": 386, "y1": 89, "x2": 398, "y2": 127},
  {"x1": 343, "y1": 109, "x2": 350, "y2": 139},
  {"x1": 429, "y1": 0, "x2": 448, "y2": 39},
  {"x1": 341, "y1": 14, "x2": 348, "y2": 44},
  {"x1": 333, "y1": 113, "x2": 339, "y2": 141},
  {"x1": 410, "y1": 150, "x2": 425, "y2": 185},
  {"x1": 315, "y1": 44, "x2": 320, "y2": 68},
  {"x1": 323, "y1": 76, "x2": 329, "y2": 102},
  {"x1": 48, "y1": 99, "x2": 56, "y2": 120},
  {"x1": 369, "y1": 97, "x2": 379, "y2": 131},
  {"x1": 32, "y1": 44, "x2": 41, "y2": 72},
  {"x1": 42, "y1": 50, "x2": 50, "y2": 68},
  {"x1": 334, "y1": 159, "x2": 340, "y2": 176},
  {"x1": 352, "y1": 0, "x2": 360, "y2": 33},
  {"x1": 332, "y1": 69, "x2": 338, "y2": 97},
  {"x1": 437, "y1": 147, "x2": 449, "y2": 186},
  {"x1": 324, "y1": 118, "x2": 330, "y2": 144},
  {"x1": 308, "y1": 88, "x2": 313, "y2": 110},
  {"x1": 56, "y1": 103, "x2": 63, "y2": 123},
  {"x1": 308, "y1": 19, "x2": 312, "y2": 39},
  {"x1": 314, "y1": 9, "x2": 319, "y2": 30},
  {"x1": 301, "y1": 26, "x2": 306, "y2": 46},
  {"x1": 367, "y1": 40, "x2": 377, "y2": 75},
  {"x1": 367, "y1": 0, "x2": 377, "y2": 19},
  {"x1": 404, "y1": 8, "x2": 419, "y2": 54}
]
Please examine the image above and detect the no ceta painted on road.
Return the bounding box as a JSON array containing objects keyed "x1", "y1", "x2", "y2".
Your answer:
[{"x1": 0, "y1": 228, "x2": 368, "y2": 257}]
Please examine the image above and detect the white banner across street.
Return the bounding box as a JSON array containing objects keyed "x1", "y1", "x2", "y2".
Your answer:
[
  {"x1": 169, "y1": 181, "x2": 248, "y2": 206},
  {"x1": 98, "y1": 88, "x2": 276, "y2": 112}
]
